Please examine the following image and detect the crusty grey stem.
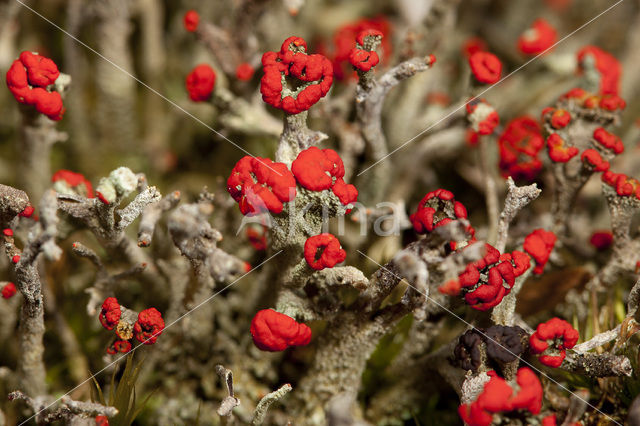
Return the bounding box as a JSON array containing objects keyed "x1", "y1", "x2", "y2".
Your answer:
[
  {"x1": 252, "y1": 383, "x2": 292, "y2": 425},
  {"x1": 355, "y1": 56, "x2": 434, "y2": 204},
  {"x1": 495, "y1": 177, "x2": 541, "y2": 253},
  {"x1": 137, "y1": 190, "x2": 181, "y2": 247},
  {"x1": 562, "y1": 353, "x2": 632, "y2": 377}
]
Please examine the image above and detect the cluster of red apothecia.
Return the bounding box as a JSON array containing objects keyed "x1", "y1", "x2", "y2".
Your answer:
[
  {"x1": 6, "y1": 51, "x2": 65, "y2": 120},
  {"x1": 98, "y1": 297, "x2": 165, "y2": 355}
]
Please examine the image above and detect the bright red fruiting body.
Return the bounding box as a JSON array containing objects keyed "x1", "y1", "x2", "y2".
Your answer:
[
  {"x1": 589, "y1": 230, "x2": 613, "y2": 251},
  {"x1": 348, "y1": 29, "x2": 383, "y2": 73},
  {"x1": 410, "y1": 189, "x2": 473, "y2": 239},
  {"x1": 95, "y1": 415, "x2": 109, "y2": 426},
  {"x1": 581, "y1": 149, "x2": 609, "y2": 172},
  {"x1": 348, "y1": 49, "x2": 379, "y2": 72},
  {"x1": 547, "y1": 108, "x2": 571, "y2": 129},
  {"x1": 577, "y1": 45, "x2": 621, "y2": 95},
  {"x1": 133, "y1": 307, "x2": 165, "y2": 344},
  {"x1": 355, "y1": 29, "x2": 383, "y2": 46},
  {"x1": 227, "y1": 156, "x2": 297, "y2": 215},
  {"x1": 498, "y1": 116, "x2": 544, "y2": 181},
  {"x1": 235, "y1": 62, "x2": 255, "y2": 81},
  {"x1": 529, "y1": 317, "x2": 579, "y2": 367},
  {"x1": 6, "y1": 51, "x2": 64, "y2": 120},
  {"x1": 328, "y1": 17, "x2": 391, "y2": 80},
  {"x1": 546, "y1": 133, "x2": 578, "y2": 163},
  {"x1": 462, "y1": 37, "x2": 488, "y2": 58},
  {"x1": 106, "y1": 339, "x2": 132, "y2": 355},
  {"x1": 11, "y1": 255, "x2": 20, "y2": 264},
  {"x1": 261, "y1": 36, "x2": 333, "y2": 115},
  {"x1": 523, "y1": 229, "x2": 556, "y2": 274},
  {"x1": 1, "y1": 282, "x2": 17, "y2": 299},
  {"x1": 291, "y1": 147, "x2": 358, "y2": 206},
  {"x1": 183, "y1": 10, "x2": 200, "y2": 32},
  {"x1": 542, "y1": 414, "x2": 557, "y2": 426},
  {"x1": 466, "y1": 129, "x2": 480, "y2": 146},
  {"x1": 99, "y1": 297, "x2": 121, "y2": 330},
  {"x1": 558, "y1": 87, "x2": 626, "y2": 112},
  {"x1": 454, "y1": 244, "x2": 528, "y2": 311},
  {"x1": 468, "y1": 51, "x2": 502, "y2": 84},
  {"x1": 246, "y1": 226, "x2": 267, "y2": 250},
  {"x1": 517, "y1": 19, "x2": 557, "y2": 55},
  {"x1": 602, "y1": 171, "x2": 640, "y2": 199},
  {"x1": 186, "y1": 64, "x2": 216, "y2": 102},
  {"x1": 2, "y1": 228, "x2": 13, "y2": 237},
  {"x1": 250, "y1": 308, "x2": 312, "y2": 351},
  {"x1": 19, "y1": 205, "x2": 35, "y2": 218},
  {"x1": 458, "y1": 368, "x2": 543, "y2": 426},
  {"x1": 593, "y1": 127, "x2": 624, "y2": 154},
  {"x1": 304, "y1": 233, "x2": 346, "y2": 270},
  {"x1": 599, "y1": 94, "x2": 626, "y2": 111},
  {"x1": 52, "y1": 169, "x2": 94, "y2": 198},
  {"x1": 466, "y1": 99, "x2": 499, "y2": 135}
]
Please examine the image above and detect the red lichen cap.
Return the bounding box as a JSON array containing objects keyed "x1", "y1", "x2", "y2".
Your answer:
[
  {"x1": 466, "y1": 99, "x2": 499, "y2": 135},
  {"x1": 1, "y1": 282, "x2": 17, "y2": 299},
  {"x1": 508, "y1": 367, "x2": 544, "y2": 414},
  {"x1": 602, "y1": 170, "x2": 640, "y2": 199},
  {"x1": 235, "y1": 62, "x2": 255, "y2": 81},
  {"x1": 246, "y1": 226, "x2": 267, "y2": 251},
  {"x1": 52, "y1": 169, "x2": 94, "y2": 198},
  {"x1": 523, "y1": 229, "x2": 556, "y2": 274},
  {"x1": 577, "y1": 45, "x2": 620, "y2": 95},
  {"x1": 599, "y1": 94, "x2": 626, "y2": 111},
  {"x1": 546, "y1": 133, "x2": 578, "y2": 163},
  {"x1": 529, "y1": 317, "x2": 579, "y2": 367},
  {"x1": 19, "y1": 205, "x2": 35, "y2": 218},
  {"x1": 330, "y1": 17, "x2": 391, "y2": 80},
  {"x1": 581, "y1": 149, "x2": 609, "y2": 173},
  {"x1": 183, "y1": 10, "x2": 200, "y2": 32},
  {"x1": 227, "y1": 156, "x2": 297, "y2": 215},
  {"x1": 186, "y1": 64, "x2": 216, "y2": 102},
  {"x1": 304, "y1": 233, "x2": 346, "y2": 270},
  {"x1": 133, "y1": 307, "x2": 165, "y2": 344},
  {"x1": 291, "y1": 147, "x2": 357, "y2": 206},
  {"x1": 453, "y1": 244, "x2": 524, "y2": 311},
  {"x1": 250, "y1": 308, "x2": 312, "y2": 351},
  {"x1": 355, "y1": 29, "x2": 384, "y2": 46},
  {"x1": 468, "y1": 51, "x2": 502, "y2": 84},
  {"x1": 107, "y1": 339, "x2": 132, "y2": 355},
  {"x1": 517, "y1": 19, "x2": 557, "y2": 55},
  {"x1": 410, "y1": 189, "x2": 470, "y2": 234},
  {"x1": 95, "y1": 415, "x2": 109, "y2": 426},
  {"x1": 548, "y1": 109, "x2": 571, "y2": 129},
  {"x1": 458, "y1": 367, "x2": 543, "y2": 426},
  {"x1": 6, "y1": 51, "x2": 65, "y2": 121},
  {"x1": 593, "y1": 127, "x2": 624, "y2": 154},
  {"x1": 462, "y1": 37, "x2": 488, "y2": 58},
  {"x1": 589, "y1": 230, "x2": 613, "y2": 251},
  {"x1": 348, "y1": 49, "x2": 380, "y2": 72},
  {"x1": 498, "y1": 116, "x2": 544, "y2": 181},
  {"x1": 261, "y1": 36, "x2": 333, "y2": 114},
  {"x1": 99, "y1": 297, "x2": 121, "y2": 330}
]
